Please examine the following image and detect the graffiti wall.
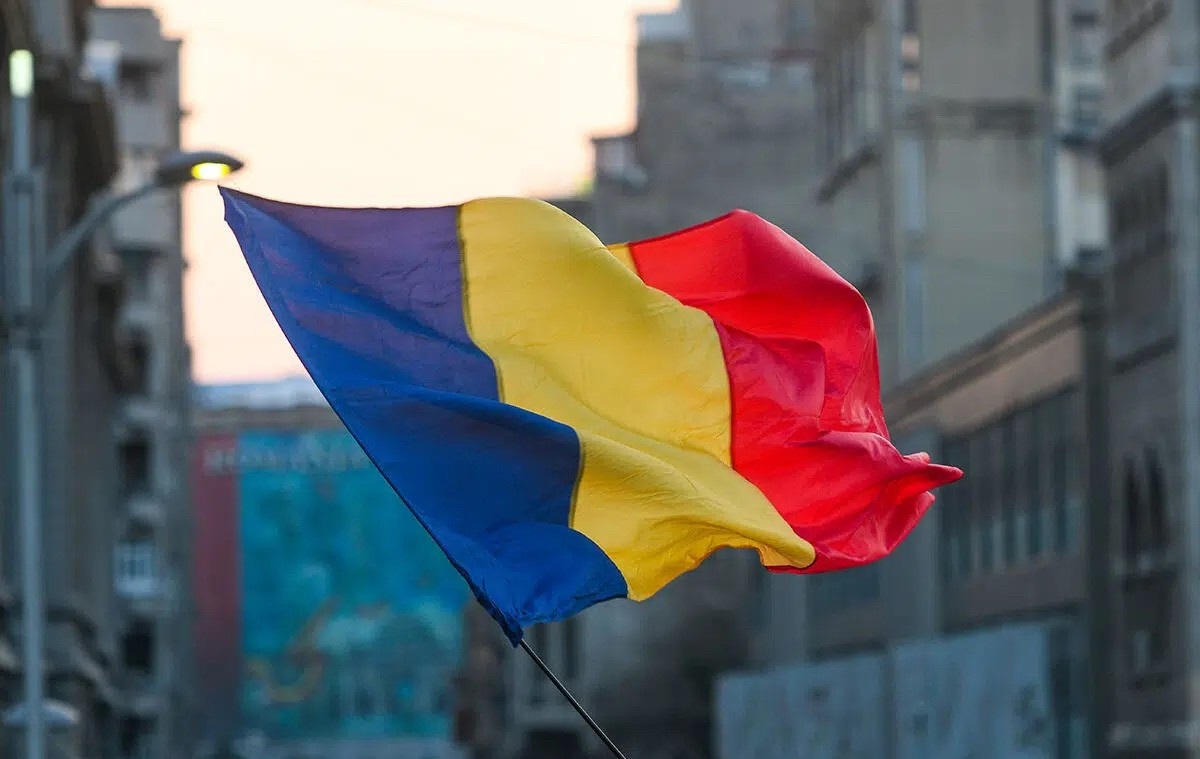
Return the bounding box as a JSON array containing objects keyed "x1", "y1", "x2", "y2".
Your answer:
[{"x1": 193, "y1": 427, "x2": 469, "y2": 748}]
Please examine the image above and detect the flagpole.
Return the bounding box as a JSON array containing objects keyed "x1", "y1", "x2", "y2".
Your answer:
[{"x1": 518, "y1": 639, "x2": 629, "y2": 759}]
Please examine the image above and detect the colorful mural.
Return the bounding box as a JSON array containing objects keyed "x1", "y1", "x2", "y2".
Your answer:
[{"x1": 194, "y1": 427, "x2": 468, "y2": 743}]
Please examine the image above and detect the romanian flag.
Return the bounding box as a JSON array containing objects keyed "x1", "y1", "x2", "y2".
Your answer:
[{"x1": 221, "y1": 189, "x2": 962, "y2": 643}]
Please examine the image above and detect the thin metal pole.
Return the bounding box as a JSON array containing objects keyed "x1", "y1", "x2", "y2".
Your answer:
[
  {"x1": 7, "y1": 49, "x2": 46, "y2": 759},
  {"x1": 519, "y1": 639, "x2": 628, "y2": 759}
]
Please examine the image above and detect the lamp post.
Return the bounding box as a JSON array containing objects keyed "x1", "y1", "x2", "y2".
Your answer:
[{"x1": 2, "y1": 48, "x2": 243, "y2": 759}]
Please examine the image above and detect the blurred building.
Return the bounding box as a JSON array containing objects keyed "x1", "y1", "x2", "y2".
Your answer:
[
  {"x1": 0, "y1": 1, "x2": 195, "y2": 758},
  {"x1": 1098, "y1": 0, "x2": 1200, "y2": 755},
  {"x1": 590, "y1": 0, "x2": 819, "y2": 245},
  {"x1": 712, "y1": 1, "x2": 1111, "y2": 758},
  {"x1": 745, "y1": 0, "x2": 1109, "y2": 664},
  {"x1": 86, "y1": 8, "x2": 195, "y2": 759},
  {"x1": 811, "y1": 0, "x2": 1106, "y2": 390},
  {"x1": 190, "y1": 379, "x2": 469, "y2": 759},
  {"x1": 715, "y1": 1, "x2": 1200, "y2": 757},
  {"x1": 717, "y1": 263, "x2": 1105, "y2": 759}
]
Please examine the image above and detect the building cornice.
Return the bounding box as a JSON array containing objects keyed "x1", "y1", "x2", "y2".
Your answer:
[{"x1": 884, "y1": 294, "x2": 1083, "y2": 423}]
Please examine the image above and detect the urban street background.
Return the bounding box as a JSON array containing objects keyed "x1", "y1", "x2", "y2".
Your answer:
[{"x1": 0, "y1": 1, "x2": 1196, "y2": 759}]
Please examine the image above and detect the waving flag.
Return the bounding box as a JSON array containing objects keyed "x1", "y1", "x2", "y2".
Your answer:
[{"x1": 221, "y1": 189, "x2": 962, "y2": 643}]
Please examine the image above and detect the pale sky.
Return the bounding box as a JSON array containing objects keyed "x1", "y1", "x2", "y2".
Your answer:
[{"x1": 118, "y1": 0, "x2": 674, "y2": 382}]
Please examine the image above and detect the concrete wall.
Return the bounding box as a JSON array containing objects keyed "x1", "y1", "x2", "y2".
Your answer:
[
  {"x1": 1098, "y1": 2, "x2": 1200, "y2": 751},
  {"x1": 921, "y1": 132, "x2": 1049, "y2": 367}
]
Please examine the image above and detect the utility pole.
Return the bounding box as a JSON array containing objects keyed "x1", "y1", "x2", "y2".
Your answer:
[{"x1": 4, "y1": 48, "x2": 47, "y2": 759}]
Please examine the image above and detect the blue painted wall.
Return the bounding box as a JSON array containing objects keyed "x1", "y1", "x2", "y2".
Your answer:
[{"x1": 236, "y1": 429, "x2": 468, "y2": 740}]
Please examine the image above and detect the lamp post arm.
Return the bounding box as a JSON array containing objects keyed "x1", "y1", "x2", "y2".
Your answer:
[{"x1": 43, "y1": 180, "x2": 161, "y2": 305}]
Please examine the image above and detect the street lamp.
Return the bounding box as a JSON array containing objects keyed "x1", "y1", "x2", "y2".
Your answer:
[
  {"x1": 2, "y1": 49, "x2": 244, "y2": 759},
  {"x1": 43, "y1": 148, "x2": 245, "y2": 303}
]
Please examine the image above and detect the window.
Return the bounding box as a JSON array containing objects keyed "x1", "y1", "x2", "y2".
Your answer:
[
  {"x1": 129, "y1": 336, "x2": 151, "y2": 396},
  {"x1": 118, "y1": 436, "x2": 151, "y2": 498},
  {"x1": 820, "y1": 24, "x2": 870, "y2": 170},
  {"x1": 121, "y1": 621, "x2": 155, "y2": 674},
  {"x1": 115, "y1": 540, "x2": 158, "y2": 598},
  {"x1": 974, "y1": 431, "x2": 995, "y2": 573},
  {"x1": 903, "y1": 0, "x2": 919, "y2": 34},
  {"x1": 1114, "y1": 163, "x2": 1172, "y2": 264},
  {"x1": 1145, "y1": 448, "x2": 1167, "y2": 552},
  {"x1": 119, "y1": 718, "x2": 152, "y2": 759},
  {"x1": 1024, "y1": 407, "x2": 1045, "y2": 557},
  {"x1": 561, "y1": 618, "x2": 581, "y2": 682},
  {"x1": 1122, "y1": 459, "x2": 1141, "y2": 561},
  {"x1": 1128, "y1": 578, "x2": 1171, "y2": 681},
  {"x1": 1072, "y1": 87, "x2": 1103, "y2": 132},
  {"x1": 1000, "y1": 416, "x2": 1019, "y2": 565},
  {"x1": 939, "y1": 438, "x2": 970, "y2": 581},
  {"x1": 901, "y1": 0, "x2": 920, "y2": 90},
  {"x1": 943, "y1": 389, "x2": 1079, "y2": 577},
  {"x1": 1049, "y1": 395, "x2": 1073, "y2": 552},
  {"x1": 1069, "y1": 11, "x2": 1103, "y2": 66},
  {"x1": 1148, "y1": 165, "x2": 1171, "y2": 252},
  {"x1": 120, "y1": 62, "x2": 155, "y2": 101}
]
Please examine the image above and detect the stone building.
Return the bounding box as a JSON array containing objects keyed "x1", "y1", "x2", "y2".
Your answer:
[
  {"x1": 714, "y1": 252, "x2": 1107, "y2": 759},
  {"x1": 0, "y1": 3, "x2": 193, "y2": 757},
  {"x1": 811, "y1": 0, "x2": 1106, "y2": 389},
  {"x1": 88, "y1": 7, "x2": 195, "y2": 759},
  {"x1": 1, "y1": 0, "x2": 118, "y2": 756},
  {"x1": 716, "y1": 0, "x2": 1200, "y2": 756},
  {"x1": 1098, "y1": 0, "x2": 1200, "y2": 755}
]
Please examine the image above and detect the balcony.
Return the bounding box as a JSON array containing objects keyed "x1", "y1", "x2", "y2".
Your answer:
[
  {"x1": 125, "y1": 491, "x2": 165, "y2": 530},
  {"x1": 120, "y1": 395, "x2": 165, "y2": 430}
]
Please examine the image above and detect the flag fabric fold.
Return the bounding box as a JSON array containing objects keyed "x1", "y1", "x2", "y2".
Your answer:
[{"x1": 220, "y1": 188, "x2": 963, "y2": 644}]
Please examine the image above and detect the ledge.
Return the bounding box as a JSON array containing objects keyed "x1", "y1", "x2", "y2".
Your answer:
[{"x1": 943, "y1": 555, "x2": 1084, "y2": 628}]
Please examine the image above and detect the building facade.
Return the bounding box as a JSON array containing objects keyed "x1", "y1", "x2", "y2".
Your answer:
[
  {"x1": 0, "y1": 3, "x2": 195, "y2": 757},
  {"x1": 718, "y1": 0, "x2": 1200, "y2": 754},
  {"x1": 1098, "y1": 0, "x2": 1200, "y2": 755},
  {"x1": 812, "y1": 0, "x2": 1107, "y2": 388},
  {"x1": 457, "y1": 1, "x2": 1200, "y2": 758},
  {"x1": 591, "y1": 0, "x2": 819, "y2": 246},
  {"x1": 87, "y1": 7, "x2": 194, "y2": 759},
  {"x1": 2, "y1": 0, "x2": 125, "y2": 756},
  {"x1": 717, "y1": 265, "x2": 1106, "y2": 759}
]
